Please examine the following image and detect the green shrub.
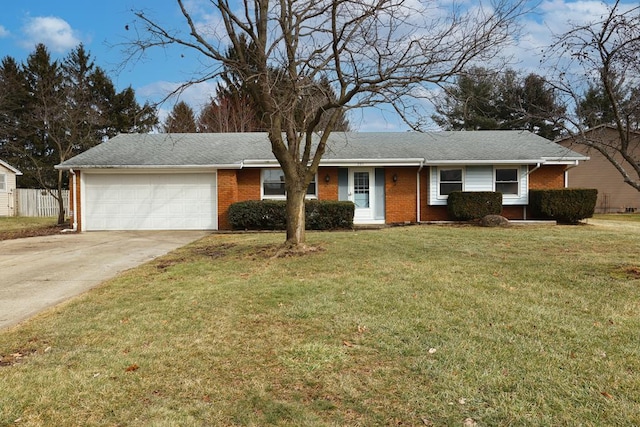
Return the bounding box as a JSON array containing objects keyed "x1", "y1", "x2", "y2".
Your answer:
[
  {"x1": 305, "y1": 200, "x2": 355, "y2": 230},
  {"x1": 447, "y1": 191, "x2": 503, "y2": 221},
  {"x1": 228, "y1": 200, "x2": 354, "y2": 230},
  {"x1": 529, "y1": 188, "x2": 598, "y2": 224}
]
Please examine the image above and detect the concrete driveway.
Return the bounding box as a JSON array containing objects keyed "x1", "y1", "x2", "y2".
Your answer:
[{"x1": 0, "y1": 231, "x2": 208, "y2": 330}]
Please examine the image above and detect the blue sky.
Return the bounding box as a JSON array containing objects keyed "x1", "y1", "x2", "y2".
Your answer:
[{"x1": 0, "y1": 1, "x2": 632, "y2": 131}]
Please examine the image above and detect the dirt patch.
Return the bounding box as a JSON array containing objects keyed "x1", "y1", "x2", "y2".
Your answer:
[
  {"x1": 623, "y1": 266, "x2": 640, "y2": 280},
  {"x1": 0, "y1": 348, "x2": 39, "y2": 367},
  {"x1": 271, "y1": 243, "x2": 326, "y2": 258},
  {"x1": 0, "y1": 338, "x2": 50, "y2": 368},
  {"x1": 154, "y1": 256, "x2": 190, "y2": 271},
  {"x1": 191, "y1": 242, "x2": 237, "y2": 259},
  {"x1": 0, "y1": 225, "x2": 70, "y2": 241}
]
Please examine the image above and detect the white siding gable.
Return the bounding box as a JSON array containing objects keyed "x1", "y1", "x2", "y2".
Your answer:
[{"x1": 0, "y1": 164, "x2": 18, "y2": 216}]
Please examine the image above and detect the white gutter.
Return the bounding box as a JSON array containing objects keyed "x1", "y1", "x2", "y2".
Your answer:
[{"x1": 241, "y1": 158, "x2": 427, "y2": 167}]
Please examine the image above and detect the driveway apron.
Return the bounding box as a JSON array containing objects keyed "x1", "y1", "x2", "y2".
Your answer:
[{"x1": 0, "y1": 231, "x2": 207, "y2": 330}]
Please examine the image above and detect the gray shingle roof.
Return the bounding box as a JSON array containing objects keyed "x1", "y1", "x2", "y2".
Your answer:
[{"x1": 56, "y1": 131, "x2": 587, "y2": 169}]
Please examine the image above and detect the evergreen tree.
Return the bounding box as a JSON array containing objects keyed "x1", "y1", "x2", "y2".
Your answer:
[
  {"x1": 0, "y1": 44, "x2": 158, "y2": 223},
  {"x1": 432, "y1": 67, "x2": 564, "y2": 139},
  {"x1": 163, "y1": 101, "x2": 197, "y2": 133}
]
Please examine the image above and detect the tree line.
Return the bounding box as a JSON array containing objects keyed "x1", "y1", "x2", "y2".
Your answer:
[{"x1": 0, "y1": 44, "x2": 158, "y2": 223}]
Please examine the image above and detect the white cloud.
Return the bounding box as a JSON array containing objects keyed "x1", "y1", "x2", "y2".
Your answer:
[
  {"x1": 21, "y1": 16, "x2": 81, "y2": 53},
  {"x1": 0, "y1": 25, "x2": 9, "y2": 38}
]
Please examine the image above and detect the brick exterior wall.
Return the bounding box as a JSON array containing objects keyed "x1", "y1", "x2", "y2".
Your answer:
[
  {"x1": 385, "y1": 167, "x2": 418, "y2": 223},
  {"x1": 318, "y1": 167, "x2": 338, "y2": 200},
  {"x1": 529, "y1": 164, "x2": 566, "y2": 189},
  {"x1": 217, "y1": 170, "x2": 238, "y2": 230},
  {"x1": 217, "y1": 169, "x2": 262, "y2": 229}
]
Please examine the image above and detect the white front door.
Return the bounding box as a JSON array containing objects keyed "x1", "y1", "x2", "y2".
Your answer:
[{"x1": 350, "y1": 168, "x2": 375, "y2": 223}]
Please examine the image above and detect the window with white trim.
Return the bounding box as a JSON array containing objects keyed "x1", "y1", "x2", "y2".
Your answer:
[
  {"x1": 438, "y1": 168, "x2": 463, "y2": 197},
  {"x1": 262, "y1": 169, "x2": 317, "y2": 199},
  {"x1": 0, "y1": 173, "x2": 6, "y2": 192},
  {"x1": 495, "y1": 167, "x2": 519, "y2": 195}
]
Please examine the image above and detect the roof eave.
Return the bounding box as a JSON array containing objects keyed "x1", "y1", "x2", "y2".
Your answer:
[
  {"x1": 0, "y1": 159, "x2": 22, "y2": 175},
  {"x1": 55, "y1": 163, "x2": 243, "y2": 170}
]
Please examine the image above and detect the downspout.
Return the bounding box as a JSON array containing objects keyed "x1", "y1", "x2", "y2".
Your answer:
[
  {"x1": 67, "y1": 169, "x2": 78, "y2": 232},
  {"x1": 564, "y1": 161, "x2": 579, "y2": 187},
  {"x1": 416, "y1": 159, "x2": 425, "y2": 223}
]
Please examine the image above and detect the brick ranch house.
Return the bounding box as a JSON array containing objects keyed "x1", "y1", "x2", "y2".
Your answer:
[{"x1": 55, "y1": 131, "x2": 587, "y2": 231}]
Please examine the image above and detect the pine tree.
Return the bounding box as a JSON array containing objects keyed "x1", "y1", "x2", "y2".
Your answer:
[
  {"x1": 0, "y1": 44, "x2": 158, "y2": 223},
  {"x1": 163, "y1": 101, "x2": 197, "y2": 133}
]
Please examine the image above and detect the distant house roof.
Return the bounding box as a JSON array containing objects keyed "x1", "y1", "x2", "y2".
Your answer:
[
  {"x1": 56, "y1": 131, "x2": 587, "y2": 170},
  {"x1": 0, "y1": 159, "x2": 22, "y2": 175}
]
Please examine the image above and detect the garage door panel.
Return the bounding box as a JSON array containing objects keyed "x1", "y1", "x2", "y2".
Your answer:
[{"x1": 84, "y1": 173, "x2": 217, "y2": 231}]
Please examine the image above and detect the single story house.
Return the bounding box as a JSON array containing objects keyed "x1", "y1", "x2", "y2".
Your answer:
[
  {"x1": 0, "y1": 159, "x2": 21, "y2": 217},
  {"x1": 56, "y1": 131, "x2": 587, "y2": 231},
  {"x1": 557, "y1": 125, "x2": 640, "y2": 213}
]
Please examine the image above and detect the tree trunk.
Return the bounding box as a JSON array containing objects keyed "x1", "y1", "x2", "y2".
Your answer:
[
  {"x1": 285, "y1": 186, "x2": 306, "y2": 246},
  {"x1": 56, "y1": 169, "x2": 66, "y2": 225}
]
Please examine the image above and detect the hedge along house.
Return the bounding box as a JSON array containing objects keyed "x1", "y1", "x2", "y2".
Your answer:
[{"x1": 55, "y1": 131, "x2": 587, "y2": 231}]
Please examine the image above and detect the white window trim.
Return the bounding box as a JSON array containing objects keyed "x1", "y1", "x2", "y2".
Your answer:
[
  {"x1": 261, "y1": 168, "x2": 318, "y2": 200},
  {"x1": 437, "y1": 166, "x2": 465, "y2": 200},
  {"x1": 0, "y1": 173, "x2": 6, "y2": 192},
  {"x1": 494, "y1": 166, "x2": 521, "y2": 198}
]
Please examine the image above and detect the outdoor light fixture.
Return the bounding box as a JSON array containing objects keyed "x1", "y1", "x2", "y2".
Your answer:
[
  {"x1": 325, "y1": 174, "x2": 331, "y2": 182},
  {"x1": 392, "y1": 174, "x2": 398, "y2": 183}
]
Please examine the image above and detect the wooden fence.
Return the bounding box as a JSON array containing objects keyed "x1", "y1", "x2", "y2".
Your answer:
[{"x1": 15, "y1": 189, "x2": 69, "y2": 217}]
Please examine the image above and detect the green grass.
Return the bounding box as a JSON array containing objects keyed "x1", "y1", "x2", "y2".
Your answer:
[
  {"x1": 594, "y1": 213, "x2": 640, "y2": 222},
  {"x1": 0, "y1": 217, "x2": 57, "y2": 232},
  {"x1": 1, "y1": 225, "x2": 640, "y2": 426}
]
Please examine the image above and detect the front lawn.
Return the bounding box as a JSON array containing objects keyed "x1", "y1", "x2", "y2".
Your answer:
[
  {"x1": 0, "y1": 217, "x2": 62, "y2": 240},
  {"x1": 594, "y1": 213, "x2": 640, "y2": 222},
  {"x1": 1, "y1": 225, "x2": 639, "y2": 426}
]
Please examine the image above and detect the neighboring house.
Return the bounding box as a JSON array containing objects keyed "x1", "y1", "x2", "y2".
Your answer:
[
  {"x1": 557, "y1": 125, "x2": 640, "y2": 213},
  {"x1": 0, "y1": 159, "x2": 22, "y2": 217},
  {"x1": 55, "y1": 131, "x2": 587, "y2": 231}
]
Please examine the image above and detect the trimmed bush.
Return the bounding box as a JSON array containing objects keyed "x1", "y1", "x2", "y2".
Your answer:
[
  {"x1": 305, "y1": 200, "x2": 355, "y2": 230},
  {"x1": 529, "y1": 188, "x2": 598, "y2": 224},
  {"x1": 447, "y1": 191, "x2": 503, "y2": 221},
  {"x1": 228, "y1": 200, "x2": 355, "y2": 230}
]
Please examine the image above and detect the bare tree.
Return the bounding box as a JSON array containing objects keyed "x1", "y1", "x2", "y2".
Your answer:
[
  {"x1": 128, "y1": 0, "x2": 526, "y2": 248},
  {"x1": 543, "y1": 0, "x2": 640, "y2": 191},
  {"x1": 197, "y1": 86, "x2": 262, "y2": 132}
]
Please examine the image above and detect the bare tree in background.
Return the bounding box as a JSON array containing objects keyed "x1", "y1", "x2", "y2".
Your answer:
[
  {"x1": 128, "y1": 0, "x2": 526, "y2": 248},
  {"x1": 543, "y1": 0, "x2": 640, "y2": 191}
]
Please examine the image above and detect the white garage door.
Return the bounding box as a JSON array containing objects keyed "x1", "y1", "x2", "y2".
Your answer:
[{"x1": 83, "y1": 173, "x2": 217, "y2": 231}]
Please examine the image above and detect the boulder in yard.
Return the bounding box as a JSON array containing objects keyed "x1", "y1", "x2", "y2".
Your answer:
[{"x1": 480, "y1": 215, "x2": 509, "y2": 227}]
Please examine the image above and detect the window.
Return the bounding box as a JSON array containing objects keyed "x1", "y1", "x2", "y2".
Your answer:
[
  {"x1": 0, "y1": 173, "x2": 5, "y2": 192},
  {"x1": 495, "y1": 168, "x2": 519, "y2": 195},
  {"x1": 439, "y1": 168, "x2": 463, "y2": 196},
  {"x1": 262, "y1": 169, "x2": 317, "y2": 199}
]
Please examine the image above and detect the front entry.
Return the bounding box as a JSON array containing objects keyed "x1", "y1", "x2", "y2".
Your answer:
[{"x1": 349, "y1": 168, "x2": 386, "y2": 224}]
